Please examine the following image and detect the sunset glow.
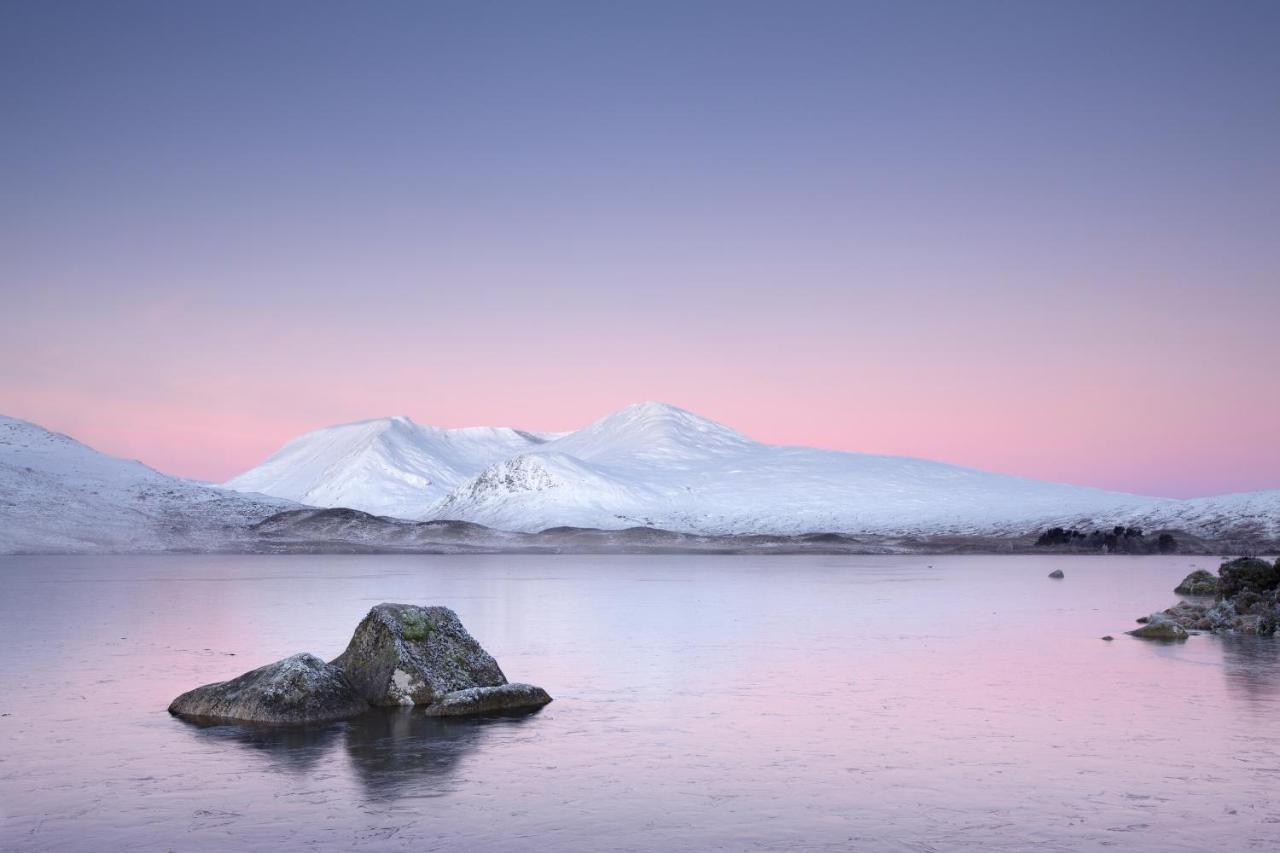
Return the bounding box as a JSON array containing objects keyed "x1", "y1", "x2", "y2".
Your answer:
[{"x1": 4, "y1": 2, "x2": 1277, "y2": 497}]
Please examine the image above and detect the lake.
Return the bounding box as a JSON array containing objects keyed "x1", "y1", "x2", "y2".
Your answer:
[{"x1": 1, "y1": 554, "x2": 1276, "y2": 851}]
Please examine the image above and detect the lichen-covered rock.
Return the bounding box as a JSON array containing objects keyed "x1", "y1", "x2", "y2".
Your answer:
[
  {"x1": 168, "y1": 653, "x2": 369, "y2": 725},
  {"x1": 1127, "y1": 613, "x2": 1189, "y2": 641},
  {"x1": 422, "y1": 683, "x2": 553, "y2": 717},
  {"x1": 1217, "y1": 557, "x2": 1280, "y2": 600},
  {"x1": 1048, "y1": 569, "x2": 1064, "y2": 579},
  {"x1": 1174, "y1": 569, "x2": 1219, "y2": 597},
  {"x1": 331, "y1": 603, "x2": 508, "y2": 706}
]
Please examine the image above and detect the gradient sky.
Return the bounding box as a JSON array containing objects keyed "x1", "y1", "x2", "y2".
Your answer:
[{"x1": 3, "y1": 1, "x2": 1278, "y2": 497}]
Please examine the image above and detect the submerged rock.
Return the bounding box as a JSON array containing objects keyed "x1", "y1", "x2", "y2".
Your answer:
[
  {"x1": 1174, "y1": 569, "x2": 1219, "y2": 597},
  {"x1": 1127, "y1": 613, "x2": 1189, "y2": 641},
  {"x1": 168, "y1": 653, "x2": 369, "y2": 725},
  {"x1": 1048, "y1": 569, "x2": 1065, "y2": 579},
  {"x1": 332, "y1": 603, "x2": 534, "y2": 708},
  {"x1": 422, "y1": 683, "x2": 553, "y2": 717}
]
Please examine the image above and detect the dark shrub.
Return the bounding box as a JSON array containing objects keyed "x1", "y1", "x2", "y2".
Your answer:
[{"x1": 1218, "y1": 557, "x2": 1280, "y2": 600}]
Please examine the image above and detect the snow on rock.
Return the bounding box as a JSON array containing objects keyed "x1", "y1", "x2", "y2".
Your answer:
[{"x1": 0, "y1": 415, "x2": 294, "y2": 553}]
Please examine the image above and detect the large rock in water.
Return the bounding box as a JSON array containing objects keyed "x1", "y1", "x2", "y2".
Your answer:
[
  {"x1": 423, "y1": 683, "x2": 553, "y2": 717},
  {"x1": 332, "y1": 603, "x2": 516, "y2": 707},
  {"x1": 168, "y1": 653, "x2": 369, "y2": 725},
  {"x1": 169, "y1": 604, "x2": 552, "y2": 725},
  {"x1": 1174, "y1": 569, "x2": 1219, "y2": 596}
]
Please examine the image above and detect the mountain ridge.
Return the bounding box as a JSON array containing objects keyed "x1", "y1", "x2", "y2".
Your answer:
[{"x1": 223, "y1": 402, "x2": 1280, "y2": 539}]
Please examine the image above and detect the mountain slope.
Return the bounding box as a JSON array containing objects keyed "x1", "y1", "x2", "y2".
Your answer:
[
  {"x1": 226, "y1": 402, "x2": 1279, "y2": 539},
  {"x1": 0, "y1": 416, "x2": 295, "y2": 553},
  {"x1": 224, "y1": 416, "x2": 555, "y2": 517},
  {"x1": 428, "y1": 404, "x2": 1168, "y2": 535}
]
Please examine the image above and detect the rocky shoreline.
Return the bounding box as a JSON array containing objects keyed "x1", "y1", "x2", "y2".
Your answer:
[
  {"x1": 1127, "y1": 557, "x2": 1280, "y2": 641},
  {"x1": 169, "y1": 603, "x2": 552, "y2": 725}
]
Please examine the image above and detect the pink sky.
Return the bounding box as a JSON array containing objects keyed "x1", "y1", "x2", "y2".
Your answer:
[
  {"x1": 4, "y1": 269, "x2": 1277, "y2": 499},
  {"x1": 5, "y1": 2, "x2": 1278, "y2": 499}
]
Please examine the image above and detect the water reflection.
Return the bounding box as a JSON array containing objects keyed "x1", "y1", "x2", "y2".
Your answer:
[
  {"x1": 1219, "y1": 635, "x2": 1280, "y2": 706},
  {"x1": 173, "y1": 706, "x2": 545, "y2": 798}
]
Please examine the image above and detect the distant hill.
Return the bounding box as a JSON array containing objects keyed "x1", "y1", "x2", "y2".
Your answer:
[{"x1": 0, "y1": 416, "x2": 294, "y2": 553}]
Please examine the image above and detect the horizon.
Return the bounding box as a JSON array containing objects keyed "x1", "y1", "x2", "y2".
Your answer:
[
  {"x1": 5, "y1": 401, "x2": 1275, "y2": 502},
  {"x1": 5, "y1": 2, "x2": 1279, "y2": 498}
]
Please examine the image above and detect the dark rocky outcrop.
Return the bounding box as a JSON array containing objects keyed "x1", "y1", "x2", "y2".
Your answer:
[
  {"x1": 331, "y1": 604, "x2": 509, "y2": 706},
  {"x1": 1217, "y1": 557, "x2": 1280, "y2": 600},
  {"x1": 170, "y1": 603, "x2": 552, "y2": 725},
  {"x1": 168, "y1": 653, "x2": 369, "y2": 725},
  {"x1": 1048, "y1": 569, "x2": 1064, "y2": 579},
  {"x1": 1174, "y1": 569, "x2": 1219, "y2": 596},
  {"x1": 422, "y1": 683, "x2": 553, "y2": 717},
  {"x1": 1126, "y1": 557, "x2": 1280, "y2": 639}
]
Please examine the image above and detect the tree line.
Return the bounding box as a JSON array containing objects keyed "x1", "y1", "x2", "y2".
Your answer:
[{"x1": 1034, "y1": 526, "x2": 1177, "y2": 554}]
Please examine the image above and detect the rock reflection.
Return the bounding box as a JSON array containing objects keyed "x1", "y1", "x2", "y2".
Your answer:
[
  {"x1": 345, "y1": 708, "x2": 533, "y2": 799},
  {"x1": 177, "y1": 715, "x2": 346, "y2": 774},
  {"x1": 1219, "y1": 635, "x2": 1280, "y2": 706},
  {"x1": 172, "y1": 706, "x2": 545, "y2": 798}
]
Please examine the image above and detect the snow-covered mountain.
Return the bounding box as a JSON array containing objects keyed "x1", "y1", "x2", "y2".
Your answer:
[
  {"x1": 224, "y1": 416, "x2": 561, "y2": 517},
  {"x1": 0, "y1": 416, "x2": 294, "y2": 553},
  {"x1": 225, "y1": 402, "x2": 1280, "y2": 539}
]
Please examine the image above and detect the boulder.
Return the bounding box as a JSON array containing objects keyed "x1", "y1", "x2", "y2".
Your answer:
[
  {"x1": 331, "y1": 603, "x2": 509, "y2": 706},
  {"x1": 168, "y1": 653, "x2": 369, "y2": 725},
  {"x1": 1174, "y1": 569, "x2": 1219, "y2": 597},
  {"x1": 422, "y1": 683, "x2": 553, "y2": 717},
  {"x1": 170, "y1": 603, "x2": 553, "y2": 725},
  {"x1": 1217, "y1": 557, "x2": 1280, "y2": 600},
  {"x1": 1048, "y1": 569, "x2": 1065, "y2": 579},
  {"x1": 1127, "y1": 613, "x2": 1189, "y2": 641}
]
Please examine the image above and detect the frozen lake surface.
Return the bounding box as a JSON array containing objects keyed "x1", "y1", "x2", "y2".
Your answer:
[{"x1": 1, "y1": 554, "x2": 1277, "y2": 851}]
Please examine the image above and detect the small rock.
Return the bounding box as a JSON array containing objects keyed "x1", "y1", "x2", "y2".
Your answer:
[
  {"x1": 168, "y1": 653, "x2": 369, "y2": 725},
  {"x1": 1174, "y1": 569, "x2": 1219, "y2": 597},
  {"x1": 1048, "y1": 570, "x2": 1065, "y2": 579},
  {"x1": 1162, "y1": 601, "x2": 1207, "y2": 628},
  {"x1": 422, "y1": 683, "x2": 553, "y2": 717},
  {"x1": 1101, "y1": 636, "x2": 1114, "y2": 641},
  {"x1": 1126, "y1": 613, "x2": 1189, "y2": 641}
]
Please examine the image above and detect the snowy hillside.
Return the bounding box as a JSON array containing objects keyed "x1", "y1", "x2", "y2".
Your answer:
[
  {"x1": 224, "y1": 416, "x2": 558, "y2": 518},
  {"x1": 0, "y1": 416, "x2": 294, "y2": 553},
  {"x1": 226, "y1": 402, "x2": 1280, "y2": 539}
]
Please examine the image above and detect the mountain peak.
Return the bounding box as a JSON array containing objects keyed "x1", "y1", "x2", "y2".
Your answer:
[
  {"x1": 549, "y1": 402, "x2": 754, "y2": 464},
  {"x1": 600, "y1": 401, "x2": 733, "y2": 429}
]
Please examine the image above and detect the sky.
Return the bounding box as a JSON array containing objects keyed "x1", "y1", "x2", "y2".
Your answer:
[{"x1": 2, "y1": 0, "x2": 1278, "y2": 498}]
